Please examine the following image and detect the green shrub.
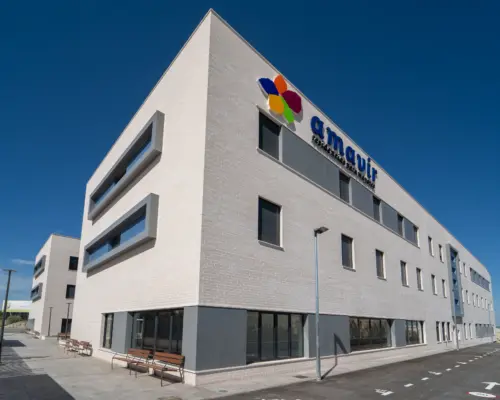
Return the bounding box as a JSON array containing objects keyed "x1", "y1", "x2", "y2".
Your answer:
[{"x1": 6, "y1": 315, "x2": 23, "y2": 325}]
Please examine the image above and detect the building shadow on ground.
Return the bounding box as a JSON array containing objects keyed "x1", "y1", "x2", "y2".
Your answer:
[{"x1": 3, "y1": 340, "x2": 26, "y2": 347}]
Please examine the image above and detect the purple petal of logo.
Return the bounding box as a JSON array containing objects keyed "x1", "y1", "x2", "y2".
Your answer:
[
  {"x1": 282, "y1": 90, "x2": 302, "y2": 114},
  {"x1": 258, "y1": 78, "x2": 279, "y2": 96}
]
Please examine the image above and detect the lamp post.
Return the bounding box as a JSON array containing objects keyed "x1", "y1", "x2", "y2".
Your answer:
[
  {"x1": 65, "y1": 303, "x2": 72, "y2": 336},
  {"x1": 47, "y1": 307, "x2": 53, "y2": 337},
  {"x1": 314, "y1": 226, "x2": 328, "y2": 381},
  {"x1": 0, "y1": 269, "x2": 16, "y2": 363}
]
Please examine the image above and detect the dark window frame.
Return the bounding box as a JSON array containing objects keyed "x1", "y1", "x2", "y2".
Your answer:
[
  {"x1": 246, "y1": 311, "x2": 304, "y2": 364},
  {"x1": 431, "y1": 274, "x2": 437, "y2": 295},
  {"x1": 341, "y1": 234, "x2": 354, "y2": 269},
  {"x1": 102, "y1": 313, "x2": 114, "y2": 349},
  {"x1": 400, "y1": 261, "x2": 408, "y2": 286},
  {"x1": 258, "y1": 112, "x2": 281, "y2": 160},
  {"x1": 339, "y1": 172, "x2": 350, "y2": 203},
  {"x1": 68, "y1": 256, "x2": 79, "y2": 271},
  {"x1": 375, "y1": 249, "x2": 385, "y2": 279},
  {"x1": 349, "y1": 317, "x2": 392, "y2": 352},
  {"x1": 416, "y1": 268, "x2": 423, "y2": 290},
  {"x1": 405, "y1": 320, "x2": 424, "y2": 345},
  {"x1": 397, "y1": 214, "x2": 404, "y2": 235},
  {"x1": 373, "y1": 197, "x2": 381, "y2": 222},
  {"x1": 65, "y1": 284, "x2": 76, "y2": 299},
  {"x1": 258, "y1": 197, "x2": 281, "y2": 247}
]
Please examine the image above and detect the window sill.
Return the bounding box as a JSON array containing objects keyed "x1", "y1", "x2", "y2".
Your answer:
[
  {"x1": 343, "y1": 266, "x2": 356, "y2": 272},
  {"x1": 258, "y1": 240, "x2": 284, "y2": 251},
  {"x1": 402, "y1": 284, "x2": 410, "y2": 288},
  {"x1": 377, "y1": 276, "x2": 387, "y2": 281},
  {"x1": 418, "y1": 289, "x2": 424, "y2": 292}
]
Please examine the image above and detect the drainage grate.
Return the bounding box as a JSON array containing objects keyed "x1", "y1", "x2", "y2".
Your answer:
[{"x1": 294, "y1": 375, "x2": 308, "y2": 379}]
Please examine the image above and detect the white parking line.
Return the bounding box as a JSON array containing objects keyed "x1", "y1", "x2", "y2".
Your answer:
[
  {"x1": 422, "y1": 377, "x2": 429, "y2": 381},
  {"x1": 429, "y1": 371, "x2": 442, "y2": 376},
  {"x1": 455, "y1": 365, "x2": 460, "y2": 368},
  {"x1": 446, "y1": 368, "x2": 452, "y2": 371},
  {"x1": 404, "y1": 384, "x2": 414, "y2": 388},
  {"x1": 458, "y1": 362, "x2": 467, "y2": 365}
]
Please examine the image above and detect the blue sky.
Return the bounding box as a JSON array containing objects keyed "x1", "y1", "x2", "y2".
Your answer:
[{"x1": 0, "y1": 1, "x2": 499, "y2": 321}]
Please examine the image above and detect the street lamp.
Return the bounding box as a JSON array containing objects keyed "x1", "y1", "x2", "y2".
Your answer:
[
  {"x1": 314, "y1": 226, "x2": 329, "y2": 381},
  {"x1": 0, "y1": 268, "x2": 16, "y2": 363}
]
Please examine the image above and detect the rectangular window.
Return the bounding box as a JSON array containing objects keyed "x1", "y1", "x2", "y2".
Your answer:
[
  {"x1": 65, "y1": 284, "x2": 76, "y2": 299},
  {"x1": 442, "y1": 279, "x2": 447, "y2": 297},
  {"x1": 339, "y1": 172, "x2": 350, "y2": 202},
  {"x1": 33, "y1": 255, "x2": 46, "y2": 278},
  {"x1": 246, "y1": 311, "x2": 304, "y2": 364},
  {"x1": 401, "y1": 261, "x2": 408, "y2": 286},
  {"x1": 439, "y1": 245, "x2": 443, "y2": 262},
  {"x1": 413, "y1": 226, "x2": 419, "y2": 246},
  {"x1": 428, "y1": 236, "x2": 434, "y2": 256},
  {"x1": 436, "y1": 322, "x2": 441, "y2": 342},
  {"x1": 102, "y1": 313, "x2": 114, "y2": 349},
  {"x1": 466, "y1": 290, "x2": 470, "y2": 304},
  {"x1": 473, "y1": 293, "x2": 476, "y2": 306},
  {"x1": 30, "y1": 283, "x2": 43, "y2": 301},
  {"x1": 61, "y1": 318, "x2": 72, "y2": 334},
  {"x1": 465, "y1": 323, "x2": 469, "y2": 339},
  {"x1": 446, "y1": 322, "x2": 450, "y2": 341},
  {"x1": 397, "y1": 214, "x2": 404, "y2": 235},
  {"x1": 469, "y1": 323, "x2": 472, "y2": 339},
  {"x1": 373, "y1": 197, "x2": 381, "y2": 222},
  {"x1": 88, "y1": 111, "x2": 163, "y2": 221},
  {"x1": 83, "y1": 194, "x2": 159, "y2": 273},
  {"x1": 259, "y1": 113, "x2": 280, "y2": 159},
  {"x1": 459, "y1": 262, "x2": 463, "y2": 274},
  {"x1": 405, "y1": 320, "x2": 424, "y2": 345},
  {"x1": 349, "y1": 317, "x2": 391, "y2": 352},
  {"x1": 416, "y1": 268, "x2": 423, "y2": 290},
  {"x1": 258, "y1": 198, "x2": 281, "y2": 247},
  {"x1": 341, "y1": 235, "x2": 354, "y2": 269},
  {"x1": 68, "y1": 256, "x2": 79, "y2": 271},
  {"x1": 431, "y1": 275, "x2": 437, "y2": 295},
  {"x1": 131, "y1": 309, "x2": 183, "y2": 354},
  {"x1": 375, "y1": 250, "x2": 385, "y2": 279}
]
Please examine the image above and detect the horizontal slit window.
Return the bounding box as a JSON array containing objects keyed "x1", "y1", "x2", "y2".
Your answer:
[
  {"x1": 88, "y1": 111, "x2": 164, "y2": 221},
  {"x1": 83, "y1": 193, "x2": 159, "y2": 273}
]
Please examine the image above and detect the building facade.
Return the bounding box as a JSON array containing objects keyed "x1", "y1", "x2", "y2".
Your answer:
[
  {"x1": 71, "y1": 10, "x2": 495, "y2": 385},
  {"x1": 27, "y1": 234, "x2": 80, "y2": 337}
]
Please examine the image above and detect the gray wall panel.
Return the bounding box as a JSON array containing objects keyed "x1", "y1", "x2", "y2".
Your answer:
[
  {"x1": 181, "y1": 306, "x2": 199, "y2": 371},
  {"x1": 351, "y1": 179, "x2": 374, "y2": 218},
  {"x1": 382, "y1": 202, "x2": 398, "y2": 233},
  {"x1": 111, "y1": 312, "x2": 133, "y2": 354},
  {"x1": 183, "y1": 306, "x2": 247, "y2": 371},
  {"x1": 306, "y1": 314, "x2": 350, "y2": 357},
  {"x1": 393, "y1": 319, "x2": 407, "y2": 347},
  {"x1": 282, "y1": 129, "x2": 340, "y2": 196}
]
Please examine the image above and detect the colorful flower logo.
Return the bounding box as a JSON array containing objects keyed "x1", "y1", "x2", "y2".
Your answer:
[{"x1": 258, "y1": 75, "x2": 302, "y2": 123}]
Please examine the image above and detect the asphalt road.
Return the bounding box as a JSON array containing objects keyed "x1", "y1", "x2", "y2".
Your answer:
[{"x1": 224, "y1": 343, "x2": 500, "y2": 400}]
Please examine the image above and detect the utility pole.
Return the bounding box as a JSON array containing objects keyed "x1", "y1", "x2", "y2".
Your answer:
[
  {"x1": 65, "y1": 303, "x2": 72, "y2": 335},
  {"x1": 47, "y1": 307, "x2": 53, "y2": 337},
  {"x1": 0, "y1": 269, "x2": 16, "y2": 363}
]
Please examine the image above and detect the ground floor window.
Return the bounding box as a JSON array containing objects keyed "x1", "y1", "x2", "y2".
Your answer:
[
  {"x1": 436, "y1": 322, "x2": 441, "y2": 342},
  {"x1": 349, "y1": 317, "x2": 392, "y2": 352},
  {"x1": 61, "y1": 318, "x2": 72, "y2": 334},
  {"x1": 130, "y1": 309, "x2": 183, "y2": 354},
  {"x1": 446, "y1": 322, "x2": 451, "y2": 341},
  {"x1": 405, "y1": 320, "x2": 424, "y2": 345},
  {"x1": 102, "y1": 313, "x2": 114, "y2": 349},
  {"x1": 246, "y1": 311, "x2": 304, "y2": 364}
]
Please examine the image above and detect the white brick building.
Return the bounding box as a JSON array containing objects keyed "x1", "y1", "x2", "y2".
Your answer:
[
  {"x1": 28, "y1": 234, "x2": 80, "y2": 338},
  {"x1": 71, "y1": 10, "x2": 495, "y2": 385}
]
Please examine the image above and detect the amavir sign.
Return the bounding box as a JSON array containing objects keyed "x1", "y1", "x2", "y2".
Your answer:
[{"x1": 310, "y1": 116, "x2": 378, "y2": 189}]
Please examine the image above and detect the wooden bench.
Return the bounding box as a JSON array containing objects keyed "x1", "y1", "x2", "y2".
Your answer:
[
  {"x1": 64, "y1": 339, "x2": 81, "y2": 356},
  {"x1": 57, "y1": 332, "x2": 70, "y2": 341},
  {"x1": 78, "y1": 341, "x2": 93, "y2": 356},
  {"x1": 111, "y1": 349, "x2": 152, "y2": 375},
  {"x1": 150, "y1": 352, "x2": 185, "y2": 386}
]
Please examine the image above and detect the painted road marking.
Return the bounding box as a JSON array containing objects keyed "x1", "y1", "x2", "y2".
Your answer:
[
  {"x1": 458, "y1": 362, "x2": 468, "y2": 364},
  {"x1": 455, "y1": 365, "x2": 460, "y2": 368},
  {"x1": 446, "y1": 368, "x2": 452, "y2": 371},
  {"x1": 422, "y1": 377, "x2": 429, "y2": 381},
  {"x1": 375, "y1": 389, "x2": 393, "y2": 396},
  {"x1": 429, "y1": 371, "x2": 442, "y2": 376},
  {"x1": 483, "y1": 382, "x2": 500, "y2": 391},
  {"x1": 468, "y1": 392, "x2": 497, "y2": 398},
  {"x1": 470, "y1": 360, "x2": 474, "y2": 362},
  {"x1": 404, "y1": 384, "x2": 414, "y2": 388}
]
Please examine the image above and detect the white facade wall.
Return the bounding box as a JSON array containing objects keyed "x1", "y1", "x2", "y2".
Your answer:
[
  {"x1": 27, "y1": 234, "x2": 80, "y2": 337},
  {"x1": 200, "y1": 11, "x2": 494, "y2": 339},
  {"x1": 71, "y1": 10, "x2": 494, "y2": 385},
  {"x1": 71, "y1": 15, "x2": 211, "y2": 349}
]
